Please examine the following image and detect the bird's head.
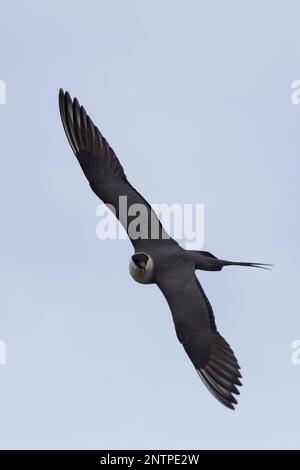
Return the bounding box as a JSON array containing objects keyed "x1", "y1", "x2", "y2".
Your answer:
[{"x1": 129, "y1": 252, "x2": 154, "y2": 284}]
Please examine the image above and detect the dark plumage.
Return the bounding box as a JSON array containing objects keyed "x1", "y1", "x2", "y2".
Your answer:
[{"x1": 59, "y1": 89, "x2": 271, "y2": 410}]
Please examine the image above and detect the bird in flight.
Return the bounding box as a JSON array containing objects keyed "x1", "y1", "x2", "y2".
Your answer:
[{"x1": 59, "y1": 89, "x2": 271, "y2": 410}]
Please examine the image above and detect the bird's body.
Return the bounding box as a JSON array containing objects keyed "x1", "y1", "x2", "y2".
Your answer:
[{"x1": 59, "y1": 89, "x2": 270, "y2": 410}]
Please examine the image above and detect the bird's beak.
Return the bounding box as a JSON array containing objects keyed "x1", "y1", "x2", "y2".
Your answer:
[{"x1": 136, "y1": 261, "x2": 146, "y2": 270}]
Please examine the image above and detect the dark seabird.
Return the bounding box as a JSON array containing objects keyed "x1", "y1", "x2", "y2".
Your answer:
[{"x1": 59, "y1": 89, "x2": 271, "y2": 410}]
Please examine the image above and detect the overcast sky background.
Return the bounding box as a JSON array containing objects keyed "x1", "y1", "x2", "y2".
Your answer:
[{"x1": 0, "y1": 0, "x2": 299, "y2": 450}]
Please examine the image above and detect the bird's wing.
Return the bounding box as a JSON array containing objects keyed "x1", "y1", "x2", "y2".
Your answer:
[
  {"x1": 59, "y1": 89, "x2": 171, "y2": 248},
  {"x1": 157, "y1": 270, "x2": 242, "y2": 410}
]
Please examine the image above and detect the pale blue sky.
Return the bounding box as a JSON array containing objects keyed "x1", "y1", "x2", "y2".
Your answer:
[{"x1": 0, "y1": 0, "x2": 299, "y2": 449}]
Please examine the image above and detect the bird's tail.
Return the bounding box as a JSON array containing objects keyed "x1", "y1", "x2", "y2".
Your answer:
[{"x1": 219, "y1": 260, "x2": 273, "y2": 271}]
